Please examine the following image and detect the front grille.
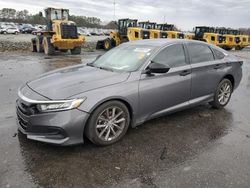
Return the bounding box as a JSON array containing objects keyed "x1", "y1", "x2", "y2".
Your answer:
[
  {"x1": 61, "y1": 24, "x2": 78, "y2": 39},
  {"x1": 141, "y1": 30, "x2": 150, "y2": 39},
  {"x1": 17, "y1": 113, "x2": 28, "y2": 130}
]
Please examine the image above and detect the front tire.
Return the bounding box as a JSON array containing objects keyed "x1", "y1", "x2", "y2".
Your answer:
[
  {"x1": 104, "y1": 38, "x2": 112, "y2": 50},
  {"x1": 43, "y1": 36, "x2": 55, "y2": 55},
  {"x1": 210, "y1": 79, "x2": 233, "y2": 109},
  {"x1": 85, "y1": 101, "x2": 130, "y2": 146}
]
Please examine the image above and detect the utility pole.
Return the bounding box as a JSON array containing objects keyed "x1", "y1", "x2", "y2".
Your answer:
[{"x1": 113, "y1": 0, "x2": 116, "y2": 21}]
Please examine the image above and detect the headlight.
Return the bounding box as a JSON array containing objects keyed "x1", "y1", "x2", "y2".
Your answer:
[{"x1": 37, "y1": 98, "x2": 86, "y2": 112}]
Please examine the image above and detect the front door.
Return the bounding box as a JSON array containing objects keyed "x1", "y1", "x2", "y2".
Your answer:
[{"x1": 138, "y1": 43, "x2": 192, "y2": 122}]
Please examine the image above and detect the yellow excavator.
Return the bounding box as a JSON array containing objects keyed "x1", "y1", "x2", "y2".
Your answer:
[
  {"x1": 31, "y1": 7, "x2": 85, "y2": 55},
  {"x1": 156, "y1": 24, "x2": 185, "y2": 39},
  {"x1": 194, "y1": 26, "x2": 224, "y2": 46},
  {"x1": 138, "y1": 21, "x2": 167, "y2": 39},
  {"x1": 96, "y1": 18, "x2": 150, "y2": 50}
]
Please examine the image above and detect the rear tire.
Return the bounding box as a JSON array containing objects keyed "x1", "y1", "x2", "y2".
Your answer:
[
  {"x1": 70, "y1": 46, "x2": 81, "y2": 55},
  {"x1": 209, "y1": 79, "x2": 233, "y2": 109},
  {"x1": 85, "y1": 101, "x2": 130, "y2": 146},
  {"x1": 43, "y1": 36, "x2": 55, "y2": 55},
  {"x1": 31, "y1": 38, "x2": 37, "y2": 52}
]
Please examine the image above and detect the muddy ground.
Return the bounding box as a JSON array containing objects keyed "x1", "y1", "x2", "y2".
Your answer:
[{"x1": 0, "y1": 50, "x2": 250, "y2": 188}]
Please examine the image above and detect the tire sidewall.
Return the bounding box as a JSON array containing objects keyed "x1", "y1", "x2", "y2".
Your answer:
[{"x1": 86, "y1": 101, "x2": 130, "y2": 146}]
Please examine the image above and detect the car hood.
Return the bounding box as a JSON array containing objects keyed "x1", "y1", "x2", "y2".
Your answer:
[{"x1": 27, "y1": 65, "x2": 130, "y2": 100}]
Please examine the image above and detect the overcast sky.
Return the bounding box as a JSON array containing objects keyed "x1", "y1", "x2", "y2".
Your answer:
[{"x1": 0, "y1": 0, "x2": 250, "y2": 30}]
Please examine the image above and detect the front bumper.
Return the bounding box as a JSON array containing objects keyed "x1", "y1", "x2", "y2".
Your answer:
[{"x1": 16, "y1": 104, "x2": 89, "y2": 146}]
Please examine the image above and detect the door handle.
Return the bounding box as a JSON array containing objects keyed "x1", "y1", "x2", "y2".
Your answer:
[
  {"x1": 179, "y1": 70, "x2": 191, "y2": 76},
  {"x1": 214, "y1": 64, "x2": 223, "y2": 69}
]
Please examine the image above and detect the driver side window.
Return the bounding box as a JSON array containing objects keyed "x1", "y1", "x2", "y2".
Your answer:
[{"x1": 153, "y1": 44, "x2": 187, "y2": 68}]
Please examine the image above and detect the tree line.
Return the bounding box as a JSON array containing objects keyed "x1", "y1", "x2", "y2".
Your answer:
[{"x1": 0, "y1": 8, "x2": 108, "y2": 28}]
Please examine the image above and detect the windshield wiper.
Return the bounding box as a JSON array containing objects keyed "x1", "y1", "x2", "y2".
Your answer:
[
  {"x1": 98, "y1": 66, "x2": 114, "y2": 72},
  {"x1": 86, "y1": 62, "x2": 95, "y2": 67}
]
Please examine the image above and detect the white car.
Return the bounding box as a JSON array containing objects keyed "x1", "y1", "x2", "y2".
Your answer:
[
  {"x1": 78, "y1": 28, "x2": 91, "y2": 36},
  {"x1": 6, "y1": 27, "x2": 19, "y2": 34}
]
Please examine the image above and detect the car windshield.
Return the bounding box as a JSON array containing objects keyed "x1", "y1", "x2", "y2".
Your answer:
[{"x1": 92, "y1": 45, "x2": 156, "y2": 72}]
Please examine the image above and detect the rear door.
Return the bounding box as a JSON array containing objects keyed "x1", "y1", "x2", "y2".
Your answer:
[
  {"x1": 138, "y1": 43, "x2": 192, "y2": 121},
  {"x1": 185, "y1": 42, "x2": 226, "y2": 102}
]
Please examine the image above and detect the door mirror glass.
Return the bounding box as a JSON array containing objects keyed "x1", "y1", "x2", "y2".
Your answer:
[{"x1": 147, "y1": 61, "x2": 170, "y2": 74}]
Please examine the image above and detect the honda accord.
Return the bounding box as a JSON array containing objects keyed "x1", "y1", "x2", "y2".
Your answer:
[{"x1": 16, "y1": 39, "x2": 243, "y2": 146}]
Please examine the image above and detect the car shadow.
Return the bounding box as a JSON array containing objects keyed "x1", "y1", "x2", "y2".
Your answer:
[{"x1": 17, "y1": 104, "x2": 233, "y2": 188}]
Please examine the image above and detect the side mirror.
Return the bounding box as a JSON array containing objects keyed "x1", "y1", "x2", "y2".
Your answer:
[{"x1": 145, "y1": 61, "x2": 170, "y2": 74}]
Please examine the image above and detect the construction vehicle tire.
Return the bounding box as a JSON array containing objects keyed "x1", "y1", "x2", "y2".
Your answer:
[
  {"x1": 43, "y1": 36, "x2": 55, "y2": 55},
  {"x1": 70, "y1": 46, "x2": 81, "y2": 55},
  {"x1": 36, "y1": 36, "x2": 44, "y2": 53},
  {"x1": 31, "y1": 38, "x2": 37, "y2": 52},
  {"x1": 104, "y1": 38, "x2": 112, "y2": 50}
]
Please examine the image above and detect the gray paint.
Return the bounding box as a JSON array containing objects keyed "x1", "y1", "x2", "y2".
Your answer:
[{"x1": 16, "y1": 39, "x2": 243, "y2": 145}]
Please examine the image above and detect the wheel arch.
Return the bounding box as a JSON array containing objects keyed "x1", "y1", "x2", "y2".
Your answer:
[
  {"x1": 83, "y1": 97, "x2": 135, "y2": 140},
  {"x1": 87, "y1": 97, "x2": 134, "y2": 126},
  {"x1": 92, "y1": 97, "x2": 133, "y2": 117},
  {"x1": 222, "y1": 74, "x2": 235, "y2": 90}
]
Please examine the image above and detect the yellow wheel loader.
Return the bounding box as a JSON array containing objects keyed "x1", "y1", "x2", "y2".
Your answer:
[
  {"x1": 156, "y1": 24, "x2": 185, "y2": 39},
  {"x1": 215, "y1": 28, "x2": 238, "y2": 50},
  {"x1": 31, "y1": 7, "x2": 85, "y2": 55},
  {"x1": 96, "y1": 19, "x2": 150, "y2": 50},
  {"x1": 138, "y1": 21, "x2": 166, "y2": 39},
  {"x1": 194, "y1": 26, "x2": 224, "y2": 46},
  {"x1": 185, "y1": 33, "x2": 195, "y2": 40},
  {"x1": 238, "y1": 35, "x2": 250, "y2": 49}
]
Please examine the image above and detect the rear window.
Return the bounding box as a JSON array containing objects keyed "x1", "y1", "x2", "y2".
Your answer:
[
  {"x1": 187, "y1": 43, "x2": 214, "y2": 64},
  {"x1": 212, "y1": 48, "x2": 225, "y2": 60}
]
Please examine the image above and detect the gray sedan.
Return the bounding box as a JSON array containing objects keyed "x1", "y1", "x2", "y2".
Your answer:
[{"x1": 16, "y1": 39, "x2": 243, "y2": 146}]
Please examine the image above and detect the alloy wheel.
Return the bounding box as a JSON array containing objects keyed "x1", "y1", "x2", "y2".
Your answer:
[
  {"x1": 95, "y1": 106, "x2": 126, "y2": 141},
  {"x1": 218, "y1": 82, "x2": 231, "y2": 105}
]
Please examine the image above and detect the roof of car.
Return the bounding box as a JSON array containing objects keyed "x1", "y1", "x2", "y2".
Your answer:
[
  {"x1": 123, "y1": 39, "x2": 227, "y2": 53},
  {"x1": 126, "y1": 39, "x2": 208, "y2": 47}
]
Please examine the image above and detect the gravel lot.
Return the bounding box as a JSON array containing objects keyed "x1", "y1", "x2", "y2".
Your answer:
[
  {"x1": 0, "y1": 49, "x2": 250, "y2": 188},
  {"x1": 0, "y1": 34, "x2": 107, "y2": 52},
  {"x1": 0, "y1": 33, "x2": 107, "y2": 43}
]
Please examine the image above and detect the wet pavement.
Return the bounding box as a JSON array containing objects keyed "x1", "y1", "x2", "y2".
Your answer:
[{"x1": 0, "y1": 51, "x2": 250, "y2": 188}]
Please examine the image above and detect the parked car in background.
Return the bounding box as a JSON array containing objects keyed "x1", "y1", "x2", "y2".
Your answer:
[
  {"x1": 16, "y1": 39, "x2": 243, "y2": 146},
  {"x1": 0, "y1": 26, "x2": 7, "y2": 34},
  {"x1": 6, "y1": 27, "x2": 19, "y2": 34},
  {"x1": 21, "y1": 27, "x2": 36, "y2": 34},
  {"x1": 78, "y1": 27, "x2": 91, "y2": 36}
]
